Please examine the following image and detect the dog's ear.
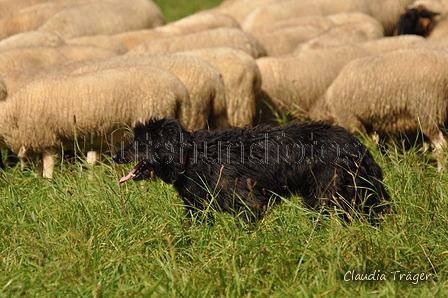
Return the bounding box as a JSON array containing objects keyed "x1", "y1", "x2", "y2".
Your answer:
[
  {"x1": 133, "y1": 118, "x2": 189, "y2": 141},
  {"x1": 158, "y1": 118, "x2": 184, "y2": 137},
  {"x1": 133, "y1": 122, "x2": 149, "y2": 138}
]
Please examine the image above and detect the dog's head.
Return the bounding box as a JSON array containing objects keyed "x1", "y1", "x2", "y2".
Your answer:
[{"x1": 113, "y1": 118, "x2": 191, "y2": 183}]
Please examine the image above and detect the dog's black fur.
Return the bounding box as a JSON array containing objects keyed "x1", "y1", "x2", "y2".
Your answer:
[{"x1": 113, "y1": 118, "x2": 390, "y2": 223}]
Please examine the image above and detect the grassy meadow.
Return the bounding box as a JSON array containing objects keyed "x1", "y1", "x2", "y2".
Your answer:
[
  {"x1": 1, "y1": 0, "x2": 448, "y2": 297},
  {"x1": 2, "y1": 137, "x2": 448, "y2": 297}
]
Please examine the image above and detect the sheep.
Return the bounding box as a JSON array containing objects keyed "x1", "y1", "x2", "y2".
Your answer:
[
  {"x1": 38, "y1": 0, "x2": 165, "y2": 40},
  {"x1": 367, "y1": 0, "x2": 415, "y2": 36},
  {"x1": 1, "y1": 69, "x2": 41, "y2": 97},
  {"x1": 241, "y1": 0, "x2": 413, "y2": 35},
  {"x1": 397, "y1": 0, "x2": 446, "y2": 36},
  {"x1": 70, "y1": 55, "x2": 227, "y2": 130},
  {"x1": 1, "y1": 55, "x2": 225, "y2": 131},
  {"x1": 127, "y1": 27, "x2": 268, "y2": 59},
  {"x1": 1, "y1": 60, "x2": 97, "y2": 96},
  {"x1": 0, "y1": 31, "x2": 65, "y2": 51},
  {"x1": 0, "y1": 0, "x2": 86, "y2": 40},
  {"x1": 112, "y1": 29, "x2": 175, "y2": 50},
  {"x1": 354, "y1": 35, "x2": 425, "y2": 55},
  {"x1": 257, "y1": 45, "x2": 369, "y2": 123},
  {"x1": 412, "y1": 34, "x2": 448, "y2": 51},
  {"x1": 0, "y1": 65, "x2": 191, "y2": 178},
  {"x1": 66, "y1": 35, "x2": 128, "y2": 55},
  {"x1": 55, "y1": 45, "x2": 118, "y2": 61},
  {"x1": 313, "y1": 48, "x2": 448, "y2": 171},
  {"x1": 0, "y1": 77, "x2": 6, "y2": 101},
  {"x1": 211, "y1": 0, "x2": 284, "y2": 24},
  {"x1": 255, "y1": 25, "x2": 324, "y2": 56},
  {"x1": 0, "y1": 47, "x2": 68, "y2": 74},
  {"x1": 0, "y1": 0, "x2": 52, "y2": 19},
  {"x1": 327, "y1": 11, "x2": 384, "y2": 28},
  {"x1": 295, "y1": 22, "x2": 384, "y2": 52},
  {"x1": 154, "y1": 11, "x2": 241, "y2": 35},
  {"x1": 176, "y1": 47, "x2": 262, "y2": 127},
  {"x1": 240, "y1": 0, "x2": 369, "y2": 31},
  {"x1": 248, "y1": 15, "x2": 335, "y2": 35}
]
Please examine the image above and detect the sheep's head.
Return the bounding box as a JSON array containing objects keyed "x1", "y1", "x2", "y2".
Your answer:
[{"x1": 398, "y1": 0, "x2": 446, "y2": 37}]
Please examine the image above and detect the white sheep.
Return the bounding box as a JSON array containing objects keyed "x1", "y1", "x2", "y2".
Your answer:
[
  {"x1": 248, "y1": 15, "x2": 335, "y2": 35},
  {"x1": 355, "y1": 35, "x2": 425, "y2": 55},
  {"x1": 326, "y1": 11, "x2": 385, "y2": 31},
  {"x1": 55, "y1": 45, "x2": 118, "y2": 61},
  {"x1": 127, "y1": 27, "x2": 268, "y2": 59},
  {"x1": 0, "y1": 47, "x2": 68, "y2": 74},
  {"x1": 367, "y1": 0, "x2": 415, "y2": 35},
  {"x1": 177, "y1": 47, "x2": 262, "y2": 127},
  {"x1": 412, "y1": 34, "x2": 448, "y2": 51},
  {"x1": 211, "y1": 0, "x2": 284, "y2": 24},
  {"x1": 48, "y1": 48, "x2": 258, "y2": 129},
  {"x1": 70, "y1": 55, "x2": 227, "y2": 130},
  {"x1": 1, "y1": 56, "x2": 225, "y2": 131},
  {"x1": 241, "y1": 0, "x2": 413, "y2": 35},
  {"x1": 0, "y1": 0, "x2": 84, "y2": 39},
  {"x1": 257, "y1": 45, "x2": 369, "y2": 123},
  {"x1": 0, "y1": 77, "x2": 6, "y2": 101},
  {"x1": 255, "y1": 25, "x2": 324, "y2": 56},
  {"x1": 0, "y1": 65, "x2": 191, "y2": 178},
  {"x1": 66, "y1": 35, "x2": 128, "y2": 55},
  {"x1": 38, "y1": 0, "x2": 165, "y2": 40},
  {"x1": 315, "y1": 48, "x2": 448, "y2": 171},
  {"x1": 0, "y1": 0, "x2": 51, "y2": 19},
  {"x1": 240, "y1": 0, "x2": 368, "y2": 31},
  {"x1": 295, "y1": 22, "x2": 384, "y2": 52},
  {"x1": 1, "y1": 60, "x2": 94, "y2": 96},
  {"x1": 2, "y1": 69, "x2": 39, "y2": 97},
  {"x1": 154, "y1": 11, "x2": 241, "y2": 35},
  {"x1": 112, "y1": 29, "x2": 175, "y2": 50},
  {"x1": 0, "y1": 31, "x2": 65, "y2": 51}
]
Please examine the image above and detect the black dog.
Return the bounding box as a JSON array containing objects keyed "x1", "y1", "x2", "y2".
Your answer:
[{"x1": 113, "y1": 118, "x2": 390, "y2": 223}]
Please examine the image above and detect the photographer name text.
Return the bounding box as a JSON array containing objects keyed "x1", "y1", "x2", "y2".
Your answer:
[{"x1": 343, "y1": 270, "x2": 433, "y2": 284}]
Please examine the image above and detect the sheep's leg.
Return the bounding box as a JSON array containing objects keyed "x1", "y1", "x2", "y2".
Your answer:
[
  {"x1": 37, "y1": 149, "x2": 56, "y2": 179},
  {"x1": 431, "y1": 131, "x2": 447, "y2": 172},
  {"x1": 86, "y1": 150, "x2": 98, "y2": 165}
]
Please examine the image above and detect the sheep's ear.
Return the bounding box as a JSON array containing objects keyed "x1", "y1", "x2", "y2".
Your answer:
[{"x1": 421, "y1": 10, "x2": 439, "y2": 18}]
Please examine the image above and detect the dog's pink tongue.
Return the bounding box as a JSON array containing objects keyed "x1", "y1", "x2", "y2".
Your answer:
[{"x1": 119, "y1": 168, "x2": 137, "y2": 184}]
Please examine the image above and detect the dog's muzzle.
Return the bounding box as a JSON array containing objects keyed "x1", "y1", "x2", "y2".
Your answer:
[{"x1": 118, "y1": 160, "x2": 154, "y2": 183}]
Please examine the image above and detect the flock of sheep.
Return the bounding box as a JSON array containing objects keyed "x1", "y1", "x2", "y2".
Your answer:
[{"x1": 1, "y1": 0, "x2": 448, "y2": 178}]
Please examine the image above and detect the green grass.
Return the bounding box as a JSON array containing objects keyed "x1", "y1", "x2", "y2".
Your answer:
[
  {"x1": 1, "y1": 139, "x2": 448, "y2": 297},
  {"x1": 152, "y1": 0, "x2": 225, "y2": 23},
  {"x1": 1, "y1": 1, "x2": 448, "y2": 297}
]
